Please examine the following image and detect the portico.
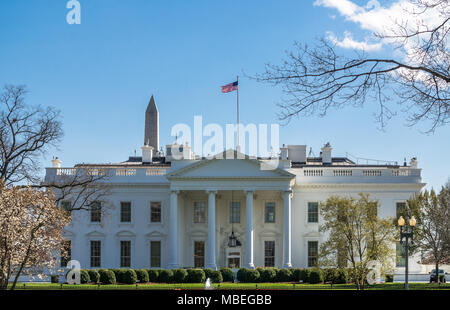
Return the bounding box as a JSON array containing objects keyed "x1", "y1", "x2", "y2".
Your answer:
[{"x1": 165, "y1": 155, "x2": 295, "y2": 270}]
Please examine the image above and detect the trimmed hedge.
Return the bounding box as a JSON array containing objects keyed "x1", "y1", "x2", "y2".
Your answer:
[
  {"x1": 173, "y1": 269, "x2": 188, "y2": 283},
  {"x1": 334, "y1": 269, "x2": 348, "y2": 284},
  {"x1": 276, "y1": 268, "x2": 293, "y2": 282},
  {"x1": 258, "y1": 268, "x2": 276, "y2": 283},
  {"x1": 121, "y1": 269, "x2": 137, "y2": 284},
  {"x1": 147, "y1": 269, "x2": 159, "y2": 282},
  {"x1": 158, "y1": 269, "x2": 173, "y2": 283},
  {"x1": 135, "y1": 269, "x2": 149, "y2": 283},
  {"x1": 309, "y1": 268, "x2": 324, "y2": 284},
  {"x1": 237, "y1": 268, "x2": 260, "y2": 283},
  {"x1": 98, "y1": 269, "x2": 116, "y2": 284},
  {"x1": 209, "y1": 270, "x2": 223, "y2": 283},
  {"x1": 80, "y1": 269, "x2": 90, "y2": 284},
  {"x1": 220, "y1": 268, "x2": 234, "y2": 282},
  {"x1": 186, "y1": 269, "x2": 206, "y2": 283},
  {"x1": 87, "y1": 269, "x2": 100, "y2": 283},
  {"x1": 110, "y1": 269, "x2": 124, "y2": 283},
  {"x1": 291, "y1": 268, "x2": 303, "y2": 282}
]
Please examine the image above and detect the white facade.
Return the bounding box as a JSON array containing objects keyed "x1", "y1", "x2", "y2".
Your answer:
[{"x1": 45, "y1": 148, "x2": 425, "y2": 272}]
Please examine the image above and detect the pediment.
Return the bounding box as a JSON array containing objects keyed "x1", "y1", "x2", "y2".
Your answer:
[
  {"x1": 85, "y1": 230, "x2": 106, "y2": 237},
  {"x1": 116, "y1": 230, "x2": 136, "y2": 237},
  {"x1": 145, "y1": 230, "x2": 166, "y2": 237},
  {"x1": 167, "y1": 151, "x2": 294, "y2": 180}
]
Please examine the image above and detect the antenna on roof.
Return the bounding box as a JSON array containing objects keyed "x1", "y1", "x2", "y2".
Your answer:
[{"x1": 308, "y1": 147, "x2": 315, "y2": 157}]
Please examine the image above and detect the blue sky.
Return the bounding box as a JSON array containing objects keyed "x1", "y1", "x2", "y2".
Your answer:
[{"x1": 0, "y1": 0, "x2": 448, "y2": 189}]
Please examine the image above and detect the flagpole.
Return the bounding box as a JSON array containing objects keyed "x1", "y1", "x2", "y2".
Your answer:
[{"x1": 236, "y1": 75, "x2": 240, "y2": 151}]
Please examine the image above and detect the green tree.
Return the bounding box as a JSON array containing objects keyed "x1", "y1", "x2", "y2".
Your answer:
[
  {"x1": 405, "y1": 184, "x2": 450, "y2": 284},
  {"x1": 319, "y1": 194, "x2": 396, "y2": 290}
]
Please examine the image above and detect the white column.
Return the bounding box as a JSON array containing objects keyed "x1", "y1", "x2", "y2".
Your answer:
[
  {"x1": 206, "y1": 190, "x2": 217, "y2": 269},
  {"x1": 168, "y1": 190, "x2": 179, "y2": 269},
  {"x1": 283, "y1": 189, "x2": 292, "y2": 268},
  {"x1": 245, "y1": 190, "x2": 255, "y2": 269}
]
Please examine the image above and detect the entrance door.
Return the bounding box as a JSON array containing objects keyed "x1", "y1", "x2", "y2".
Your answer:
[
  {"x1": 227, "y1": 249, "x2": 241, "y2": 268},
  {"x1": 228, "y1": 257, "x2": 240, "y2": 268}
]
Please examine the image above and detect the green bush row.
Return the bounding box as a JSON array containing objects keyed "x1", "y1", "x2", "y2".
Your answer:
[
  {"x1": 65, "y1": 267, "x2": 350, "y2": 284},
  {"x1": 236, "y1": 267, "x2": 349, "y2": 284}
]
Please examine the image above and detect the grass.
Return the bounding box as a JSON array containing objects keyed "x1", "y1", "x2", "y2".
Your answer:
[{"x1": 10, "y1": 282, "x2": 450, "y2": 290}]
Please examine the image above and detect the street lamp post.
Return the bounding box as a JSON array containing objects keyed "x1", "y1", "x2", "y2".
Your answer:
[{"x1": 397, "y1": 215, "x2": 416, "y2": 290}]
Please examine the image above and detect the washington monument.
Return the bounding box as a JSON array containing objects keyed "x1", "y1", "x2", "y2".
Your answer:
[{"x1": 144, "y1": 95, "x2": 159, "y2": 151}]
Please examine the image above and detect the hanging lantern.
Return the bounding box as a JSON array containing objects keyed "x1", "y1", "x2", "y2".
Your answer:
[{"x1": 228, "y1": 231, "x2": 241, "y2": 247}]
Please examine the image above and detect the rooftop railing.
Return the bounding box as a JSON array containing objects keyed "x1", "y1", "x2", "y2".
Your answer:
[
  {"x1": 301, "y1": 167, "x2": 420, "y2": 178},
  {"x1": 48, "y1": 167, "x2": 169, "y2": 178}
]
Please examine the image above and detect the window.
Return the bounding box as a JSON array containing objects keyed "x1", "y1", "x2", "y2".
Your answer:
[
  {"x1": 90, "y1": 240, "x2": 101, "y2": 267},
  {"x1": 61, "y1": 201, "x2": 72, "y2": 214},
  {"x1": 194, "y1": 241, "x2": 205, "y2": 268},
  {"x1": 150, "y1": 241, "x2": 161, "y2": 268},
  {"x1": 396, "y1": 242, "x2": 406, "y2": 267},
  {"x1": 60, "y1": 240, "x2": 71, "y2": 267},
  {"x1": 307, "y1": 202, "x2": 319, "y2": 223},
  {"x1": 264, "y1": 241, "x2": 275, "y2": 267},
  {"x1": 90, "y1": 201, "x2": 101, "y2": 223},
  {"x1": 193, "y1": 202, "x2": 206, "y2": 223},
  {"x1": 120, "y1": 240, "x2": 131, "y2": 267},
  {"x1": 150, "y1": 202, "x2": 161, "y2": 223},
  {"x1": 308, "y1": 241, "x2": 319, "y2": 267},
  {"x1": 396, "y1": 202, "x2": 406, "y2": 220},
  {"x1": 264, "y1": 202, "x2": 276, "y2": 223},
  {"x1": 229, "y1": 201, "x2": 240, "y2": 223},
  {"x1": 120, "y1": 202, "x2": 131, "y2": 223}
]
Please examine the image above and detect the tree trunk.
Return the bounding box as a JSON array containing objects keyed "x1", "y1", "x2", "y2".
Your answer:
[{"x1": 435, "y1": 262, "x2": 440, "y2": 284}]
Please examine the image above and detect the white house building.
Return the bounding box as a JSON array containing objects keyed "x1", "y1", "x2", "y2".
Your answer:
[{"x1": 45, "y1": 97, "x2": 426, "y2": 274}]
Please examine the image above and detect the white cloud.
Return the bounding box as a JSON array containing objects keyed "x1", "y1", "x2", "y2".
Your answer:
[
  {"x1": 326, "y1": 31, "x2": 382, "y2": 51},
  {"x1": 314, "y1": 0, "x2": 446, "y2": 61}
]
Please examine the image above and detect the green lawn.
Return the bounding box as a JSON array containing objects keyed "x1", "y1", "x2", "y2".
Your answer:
[{"x1": 10, "y1": 282, "x2": 450, "y2": 290}]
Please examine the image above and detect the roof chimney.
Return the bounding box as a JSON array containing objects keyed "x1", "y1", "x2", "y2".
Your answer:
[
  {"x1": 287, "y1": 145, "x2": 307, "y2": 163},
  {"x1": 141, "y1": 145, "x2": 154, "y2": 164},
  {"x1": 51, "y1": 157, "x2": 61, "y2": 168},
  {"x1": 280, "y1": 144, "x2": 288, "y2": 160},
  {"x1": 321, "y1": 142, "x2": 332, "y2": 165}
]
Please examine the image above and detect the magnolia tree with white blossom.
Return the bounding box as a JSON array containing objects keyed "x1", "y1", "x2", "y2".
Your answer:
[
  {"x1": 0, "y1": 84, "x2": 109, "y2": 289},
  {"x1": 0, "y1": 182, "x2": 70, "y2": 290}
]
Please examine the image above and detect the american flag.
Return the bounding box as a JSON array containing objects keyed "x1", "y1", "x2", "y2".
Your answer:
[{"x1": 221, "y1": 81, "x2": 238, "y2": 93}]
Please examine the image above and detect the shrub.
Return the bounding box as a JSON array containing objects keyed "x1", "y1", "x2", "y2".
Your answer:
[
  {"x1": 334, "y1": 269, "x2": 348, "y2": 284},
  {"x1": 110, "y1": 269, "x2": 124, "y2": 283},
  {"x1": 135, "y1": 269, "x2": 149, "y2": 283},
  {"x1": 87, "y1": 270, "x2": 100, "y2": 283},
  {"x1": 50, "y1": 275, "x2": 59, "y2": 283},
  {"x1": 385, "y1": 274, "x2": 393, "y2": 283},
  {"x1": 323, "y1": 268, "x2": 336, "y2": 283},
  {"x1": 80, "y1": 269, "x2": 90, "y2": 284},
  {"x1": 158, "y1": 269, "x2": 173, "y2": 283},
  {"x1": 309, "y1": 268, "x2": 324, "y2": 284},
  {"x1": 220, "y1": 268, "x2": 234, "y2": 282},
  {"x1": 276, "y1": 269, "x2": 293, "y2": 282},
  {"x1": 299, "y1": 269, "x2": 312, "y2": 282},
  {"x1": 258, "y1": 268, "x2": 276, "y2": 283},
  {"x1": 147, "y1": 269, "x2": 159, "y2": 282},
  {"x1": 173, "y1": 269, "x2": 188, "y2": 283},
  {"x1": 237, "y1": 268, "x2": 248, "y2": 282},
  {"x1": 209, "y1": 270, "x2": 223, "y2": 283},
  {"x1": 121, "y1": 269, "x2": 137, "y2": 284},
  {"x1": 186, "y1": 269, "x2": 206, "y2": 283},
  {"x1": 203, "y1": 269, "x2": 214, "y2": 280},
  {"x1": 291, "y1": 268, "x2": 304, "y2": 282},
  {"x1": 237, "y1": 268, "x2": 260, "y2": 283},
  {"x1": 99, "y1": 269, "x2": 116, "y2": 284}
]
